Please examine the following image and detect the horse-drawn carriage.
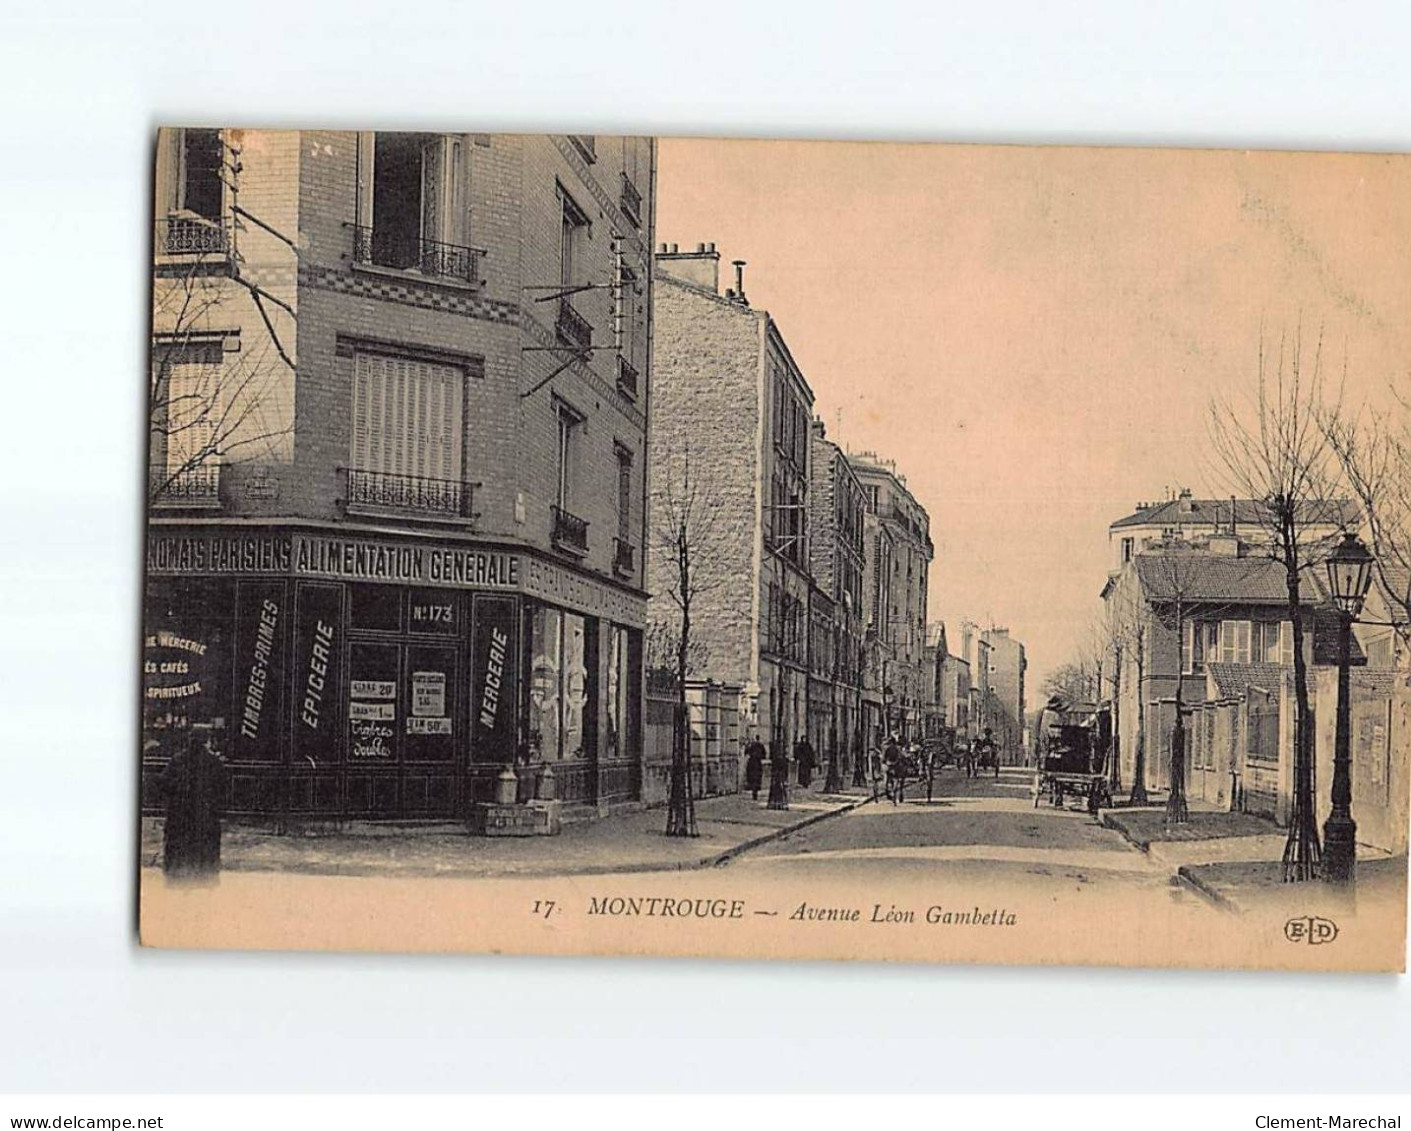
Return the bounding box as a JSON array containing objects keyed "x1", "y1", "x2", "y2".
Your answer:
[{"x1": 1034, "y1": 695, "x2": 1113, "y2": 811}]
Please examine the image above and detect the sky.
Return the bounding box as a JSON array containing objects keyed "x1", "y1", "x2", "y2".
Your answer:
[{"x1": 655, "y1": 138, "x2": 1411, "y2": 693}]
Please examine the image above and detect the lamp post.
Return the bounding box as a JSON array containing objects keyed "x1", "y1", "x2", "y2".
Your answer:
[{"x1": 1322, "y1": 532, "x2": 1376, "y2": 886}]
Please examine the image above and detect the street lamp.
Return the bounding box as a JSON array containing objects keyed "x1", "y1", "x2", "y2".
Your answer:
[{"x1": 1322, "y1": 531, "x2": 1376, "y2": 886}]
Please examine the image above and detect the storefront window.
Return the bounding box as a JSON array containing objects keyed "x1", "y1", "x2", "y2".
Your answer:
[
  {"x1": 563, "y1": 613, "x2": 587, "y2": 759},
  {"x1": 405, "y1": 644, "x2": 455, "y2": 761},
  {"x1": 348, "y1": 641, "x2": 398, "y2": 762},
  {"x1": 142, "y1": 577, "x2": 235, "y2": 761},
  {"x1": 528, "y1": 606, "x2": 561, "y2": 760},
  {"x1": 606, "y1": 625, "x2": 623, "y2": 758}
]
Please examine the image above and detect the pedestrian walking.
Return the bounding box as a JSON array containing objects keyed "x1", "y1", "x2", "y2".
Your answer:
[
  {"x1": 743, "y1": 734, "x2": 766, "y2": 801},
  {"x1": 158, "y1": 727, "x2": 228, "y2": 884},
  {"x1": 975, "y1": 727, "x2": 998, "y2": 780},
  {"x1": 794, "y1": 735, "x2": 816, "y2": 789},
  {"x1": 766, "y1": 740, "x2": 790, "y2": 810},
  {"x1": 883, "y1": 734, "x2": 902, "y2": 804}
]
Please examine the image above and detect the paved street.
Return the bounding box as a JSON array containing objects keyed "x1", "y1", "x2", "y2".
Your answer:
[{"x1": 724, "y1": 766, "x2": 1209, "y2": 913}]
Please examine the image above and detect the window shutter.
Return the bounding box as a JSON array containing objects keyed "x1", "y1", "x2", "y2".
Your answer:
[
  {"x1": 165, "y1": 345, "x2": 223, "y2": 477},
  {"x1": 154, "y1": 129, "x2": 180, "y2": 217},
  {"x1": 1236, "y1": 620, "x2": 1252, "y2": 664},
  {"x1": 351, "y1": 352, "x2": 463, "y2": 481},
  {"x1": 356, "y1": 132, "x2": 375, "y2": 231},
  {"x1": 1182, "y1": 621, "x2": 1193, "y2": 674},
  {"x1": 448, "y1": 136, "x2": 468, "y2": 247},
  {"x1": 1280, "y1": 621, "x2": 1294, "y2": 666},
  {"x1": 421, "y1": 136, "x2": 444, "y2": 244}
]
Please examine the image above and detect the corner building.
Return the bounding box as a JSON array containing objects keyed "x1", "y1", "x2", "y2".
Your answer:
[{"x1": 144, "y1": 129, "x2": 656, "y2": 821}]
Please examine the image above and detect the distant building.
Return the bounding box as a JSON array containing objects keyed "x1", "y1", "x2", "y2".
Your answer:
[
  {"x1": 960, "y1": 620, "x2": 991, "y2": 743},
  {"x1": 851, "y1": 453, "x2": 934, "y2": 745},
  {"x1": 981, "y1": 627, "x2": 1027, "y2": 764},
  {"x1": 1107, "y1": 487, "x2": 1354, "y2": 571},
  {"x1": 926, "y1": 621, "x2": 971, "y2": 741},
  {"x1": 809, "y1": 420, "x2": 868, "y2": 775}
]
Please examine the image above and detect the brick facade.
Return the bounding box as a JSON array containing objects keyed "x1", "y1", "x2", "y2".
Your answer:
[{"x1": 145, "y1": 129, "x2": 657, "y2": 821}]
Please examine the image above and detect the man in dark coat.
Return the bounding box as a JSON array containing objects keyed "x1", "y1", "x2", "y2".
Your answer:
[
  {"x1": 158, "y1": 729, "x2": 228, "y2": 884},
  {"x1": 743, "y1": 734, "x2": 766, "y2": 801},
  {"x1": 794, "y1": 736, "x2": 817, "y2": 788}
]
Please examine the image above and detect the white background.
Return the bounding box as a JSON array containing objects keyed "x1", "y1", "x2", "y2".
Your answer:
[{"x1": 1, "y1": 0, "x2": 1409, "y2": 1095}]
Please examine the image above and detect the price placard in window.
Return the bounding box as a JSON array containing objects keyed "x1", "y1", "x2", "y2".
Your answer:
[{"x1": 412, "y1": 670, "x2": 447, "y2": 717}]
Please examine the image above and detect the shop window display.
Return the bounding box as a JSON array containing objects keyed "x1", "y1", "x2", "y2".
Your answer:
[
  {"x1": 528, "y1": 606, "x2": 562, "y2": 760},
  {"x1": 142, "y1": 577, "x2": 235, "y2": 761}
]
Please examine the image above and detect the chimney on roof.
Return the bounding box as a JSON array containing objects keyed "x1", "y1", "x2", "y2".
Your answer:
[
  {"x1": 1178, "y1": 488, "x2": 1194, "y2": 515},
  {"x1": 811, "y1": 417, "x2": 826, "y2": 439},
  {"x1": 655, "y1": 241, "x2": 721, "y2": 293},
  {"x1": 731, "y1": 259, "x2": 748, "y2": 306}
]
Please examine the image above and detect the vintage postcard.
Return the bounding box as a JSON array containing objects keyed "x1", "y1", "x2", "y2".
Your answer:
[{"x1": 139, "y1": 130, "x2": 1411, "y2": 971}]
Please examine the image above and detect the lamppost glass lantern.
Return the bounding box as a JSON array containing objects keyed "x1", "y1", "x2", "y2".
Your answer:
[
  {"x1": 1324, "y1": 531, "x2": 1375, "y2": 617},
  {"x1": 1321, "y1": 530, "x2": 1376, "y2": 887}
]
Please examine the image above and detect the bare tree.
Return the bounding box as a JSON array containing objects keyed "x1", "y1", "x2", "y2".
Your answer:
[
  {"x1": 150, "y1": 136, "x2": 296, "y2": 504},
  {"x1": 651, "y1": 446, "x2": 728, "y2": 837},
  {"x1": 150, "y1": 258, "x2": 295, "y2": 503},
  {"x1": 1139, "y1": 541, "x2": 1247, "y2": 825},
  {"x1": 1321, "y1": 387, "x2": 1411, "y2": 650},
  {"x1": 1209, "y1": 325, "x2": 1347, "y2": 879},
  {"x1": 1040, "y1": 662, "x2": 1099, "y2": 704},
  {"x1": 1103, "y1": 568, "x2": 1149, "y2": 803}
]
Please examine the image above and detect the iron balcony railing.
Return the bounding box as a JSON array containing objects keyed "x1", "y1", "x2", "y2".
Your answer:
[
  {"x1": 156, "y1": 214, "x2": 230, "y2": 257},
  {"x1": 345, "y1": 468, "x2": 471, "y2": 520},
  {"x1": 151, "y1": 465, "x2": 221, "y2": 508},
  {"x1": 616, "y1": 356, "x2": 639, "y2": 401},
  {"x1": 556, "y1": 298, "x2": 593, "y2": 352},
  {"x1": 351, "y1": 225, "x2": 485, "y2": 286},
  {"x1": 552, "y1": 505, "x2": 589, "y2": 555},
  {"x1": 620, "y1": 174, "x2": 642, "y2": 227},
  {"x1": 613, "y1": 537, "x2": 636, "y2": 577}
]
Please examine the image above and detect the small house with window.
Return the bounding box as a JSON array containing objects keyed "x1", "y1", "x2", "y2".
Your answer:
[{"x1": 1102, "y1": 533, "x2": 1360, "y2": 807}]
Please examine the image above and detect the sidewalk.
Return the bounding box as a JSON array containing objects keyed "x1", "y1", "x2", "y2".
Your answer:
[
  {"x1": 1101, "y1": 805, "x2": 1407, "y2": 912},
  {"x1": 139, "y1": 784, "x2": 872, "y2": 880}
]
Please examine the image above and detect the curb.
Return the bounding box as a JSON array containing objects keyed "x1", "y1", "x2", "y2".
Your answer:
[
  {"x1": 1099, "y1": 812, "x2": 1152, "y2": 854},
  {"x1": 1175, "y1": 865, "x2": 1242, "y2": 914},
  {"x1": 705, "y1": 794, "x2": 873, "y2": 868}
]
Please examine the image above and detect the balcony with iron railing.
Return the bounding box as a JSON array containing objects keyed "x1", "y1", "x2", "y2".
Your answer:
[
  {"x1": 151, "y1": 465, "x2": 222, "y2": 509},
  {"x1": 552, "y1": 505, "x2": 589, "y2": 556},
  {"x1": 620, "y1": 174, "x2": 642, "y2": 228},
  {"x1": 351, "y1": 225, "x2": 485, "y2": 286},
  {"x1": 613, "y1": 537, "x2": 636, "y2": 578},
  {"x1": 156, "y1": 214, "x2": 230, "y2": 257},
  {"x1": 344, "y1": 468, "x2": 474, "y2": 522},
  {"x1": 616, "y1": 356, "x2": 639, "y2": 401},
  {"x1": 556, "y1": 298, "x2": 592, "y2": 353}
]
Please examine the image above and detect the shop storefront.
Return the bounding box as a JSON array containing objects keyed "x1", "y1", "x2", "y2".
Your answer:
[{"x1": 142, "y1": 527, "x2": 645, "y2": 821}]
